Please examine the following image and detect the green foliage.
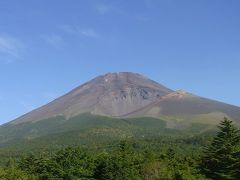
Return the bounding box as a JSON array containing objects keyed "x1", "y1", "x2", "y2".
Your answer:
[
  {"x1": 0, "y1": 113, "x2": 211, "y2": 151},
  {"x1": 94, "y1": 140, "x2": 144, "y2": 180},
  {"x1": 0, "y1": 167, "x2": 36, "y2": 180},
  {"x1": 19, "y1": 148, "x2": 95, "y2": 179},
  {"x1": 164, "y1": 148, "x2": 206, "y2": 180},
  {"x1": 19, "y1": 154, "x2": 63, "y2": 179},
  {"x1": 0, "y1": 119, "x2": 240, "y2": 180},
  {"x1": 0, "y1": 158, "x2": 36, "y2": 180},
  {"x1": 0, "y1": 137, "x2": 209, "y2": 179},
  {"x1": 201, "y1": 118, "x2": 240, "y2": 179},
  {"x1": 53, "y1": 147, "x2": 95, "y2": 179}
]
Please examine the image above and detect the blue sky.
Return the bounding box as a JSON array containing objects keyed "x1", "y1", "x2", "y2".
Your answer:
[{"x1": 0, "y1": 0, "x2": 240, "y2": 124}]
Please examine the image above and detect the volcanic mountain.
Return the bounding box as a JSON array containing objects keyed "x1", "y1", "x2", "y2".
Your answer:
[
  {"x1": 13, "y1": 72, "x2": 240, "y2": 124},
  {"x1": 1, "y1": 72, "x2": 240, "y2": 147}
]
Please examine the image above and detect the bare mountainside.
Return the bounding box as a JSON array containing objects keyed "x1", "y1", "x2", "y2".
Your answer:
[{"x1": 12, "y1": 72, "x2": 240, "y2": 124}]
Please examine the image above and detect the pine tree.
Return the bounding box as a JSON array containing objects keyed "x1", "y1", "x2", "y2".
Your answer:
[{"x1": 201, "y1": 117, "x2": 240, "y2": 180}]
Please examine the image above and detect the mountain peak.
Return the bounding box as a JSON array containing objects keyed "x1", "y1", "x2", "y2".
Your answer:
[
  {"x1": 10, "y1": 72, "x2": 240, "y2": 125},
  {"x1": 81, "y1": 72, "x2": 173, "y2": 94},
  {"x1": 13, "y1": 72, "x2": 173, "y2": 124},
  {"x1": 100, "y1": 72, "x2": 148, "y2": 82}
]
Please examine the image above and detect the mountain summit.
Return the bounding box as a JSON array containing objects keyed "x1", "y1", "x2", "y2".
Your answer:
[
  {"x1": 12, "y1": 72, "x2": 240, "y2": 124},
  {"x1": 1, "y1": 72, "x2": 240, "y2": 148},
  {"x1": 14, "y1": 72, "x2": 173, "y2": 124}
]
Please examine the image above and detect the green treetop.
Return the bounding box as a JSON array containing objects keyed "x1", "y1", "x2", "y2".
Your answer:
[{"x1": 201, "y1": 117, "x2": 240, "y2": 180}]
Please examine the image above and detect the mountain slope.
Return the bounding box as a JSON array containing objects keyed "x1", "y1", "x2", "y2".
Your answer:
[
  {"x1": 13, "y1": 72, "x2": 173, "y2": 124},
  {"x1": 11, "y1": 72, "x2": 240, "y2": 125},
  {"x1": 0, "y1": 113, "x2": 210, "y2": 149},
  {"x1": 1, "y1": 72, "x2": 240, "y2": 148},
  {"x1": 128, "y1": 90, "x2": 240, "y2": 124}
]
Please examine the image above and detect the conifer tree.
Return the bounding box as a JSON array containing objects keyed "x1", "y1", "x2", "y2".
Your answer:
[{"x1": 201, "y1": 117, "x2": 240, "y2": 179}]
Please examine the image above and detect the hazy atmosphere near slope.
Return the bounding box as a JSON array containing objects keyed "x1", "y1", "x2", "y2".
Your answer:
[{"x1": 1, "y1": 0, "x2": 240, "y2": 124}]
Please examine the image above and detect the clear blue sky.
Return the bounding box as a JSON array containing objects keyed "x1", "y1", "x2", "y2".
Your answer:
[{"x1": 0, "y1": 0, "x2": 240, "y2": 124}]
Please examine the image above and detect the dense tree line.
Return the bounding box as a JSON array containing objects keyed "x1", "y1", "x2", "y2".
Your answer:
[
  {"x1": 200, "y1": 118, "x2": 240, "y2": 179},
  {"x1": 0, "y1": 118, "x2": 239, "y2": 179}
]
